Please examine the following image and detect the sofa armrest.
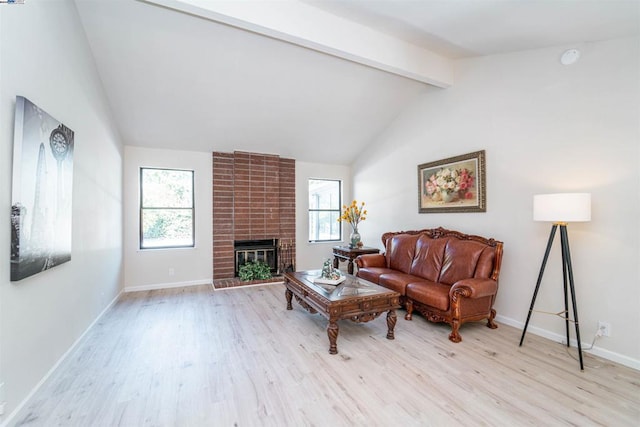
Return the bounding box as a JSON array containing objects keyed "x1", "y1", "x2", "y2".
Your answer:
[
  {"x1": 355, "y1": 254, "x2": 386, "y2": 268},
  {"x1": 450, "y1": 278, "x2": 498, "y2": 299}
]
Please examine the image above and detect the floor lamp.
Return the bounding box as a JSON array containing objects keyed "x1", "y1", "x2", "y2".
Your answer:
[{"x1": 519, "y1": 193, "x2": 591, "y2": 370}]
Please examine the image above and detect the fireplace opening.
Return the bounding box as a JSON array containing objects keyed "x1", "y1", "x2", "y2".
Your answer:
[{"x1": 234, "y1": 239, "x2": 278, "y2": 277}]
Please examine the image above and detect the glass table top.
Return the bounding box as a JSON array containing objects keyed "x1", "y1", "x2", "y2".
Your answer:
[{"x1": 288, "y1": 270, "x2": 396, "y2": 301}]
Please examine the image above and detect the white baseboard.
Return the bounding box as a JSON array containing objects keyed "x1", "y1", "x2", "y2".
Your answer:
[
  {"x1": 1, "y1": 291, "x2": 123, "y2": 427},
  {"x1": 124, "y1": 279, "x2": 213, "y2": 293},
  {"x1": 495, "y1": 314, "x2": 640, "y2": 371}
]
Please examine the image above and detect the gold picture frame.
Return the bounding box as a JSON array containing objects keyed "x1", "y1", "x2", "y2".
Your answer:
[{"x1": 418, "y1": 150, "x2": 486, "y2": 213}]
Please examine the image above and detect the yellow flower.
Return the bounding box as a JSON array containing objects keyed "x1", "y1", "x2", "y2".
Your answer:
[{"x1": 338, "y1": 199, "x2": 369, "y2": 229}]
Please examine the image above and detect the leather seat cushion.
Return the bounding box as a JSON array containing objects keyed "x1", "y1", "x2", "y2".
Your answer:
[
  {"x1": 406, "y1": 281, "x2": 452, "y2": 312},
  {"x1": 357, "y1": 267, "x2": 395, "y2": 284},
  {"x1": 378, "y1": 272, "x2": 422, "y2": 295}
]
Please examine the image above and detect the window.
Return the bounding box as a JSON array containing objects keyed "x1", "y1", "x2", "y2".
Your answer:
[
  {"x1": 308, "y1": 179, "x2": 341, "y2": 242},
  {"x1": 140, "y1": 168, "x2": 194, "y2": 249}
]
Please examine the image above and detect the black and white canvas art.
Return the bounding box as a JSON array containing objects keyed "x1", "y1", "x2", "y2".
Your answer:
[{"x1": 11, "y1": 96, "x2": 74, "y2": 281}]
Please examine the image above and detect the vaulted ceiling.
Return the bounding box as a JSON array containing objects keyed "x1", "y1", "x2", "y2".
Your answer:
[{"x1": 74, "y1": 0, "x2": 639, "y2": 165}]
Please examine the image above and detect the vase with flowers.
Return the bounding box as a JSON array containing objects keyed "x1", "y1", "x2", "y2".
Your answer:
[
  {"x1": 338, "y1": 200, "x2": 367, "y2": 248},
  {"x1": 424, "y1": 167, "x2": 475, "y2": 203}
]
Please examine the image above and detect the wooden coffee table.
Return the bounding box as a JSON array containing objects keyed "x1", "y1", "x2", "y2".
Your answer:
[{"x1": 283, "y1": 270, "x2": 401, "y2": 354}]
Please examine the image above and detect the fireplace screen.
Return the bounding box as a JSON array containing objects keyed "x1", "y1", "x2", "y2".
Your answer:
[{"x1": 234, "y1": 239, "x2": 278, "y2": 277}]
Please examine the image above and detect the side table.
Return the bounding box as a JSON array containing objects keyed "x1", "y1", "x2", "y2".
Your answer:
[{"x1": 332, "y1": 246, "x2": 380, "y2": 275}]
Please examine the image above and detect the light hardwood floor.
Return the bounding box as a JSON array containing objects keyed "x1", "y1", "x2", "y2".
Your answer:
[{"x1": 13, "y1": 284, "x2": 640, "y2": 426}]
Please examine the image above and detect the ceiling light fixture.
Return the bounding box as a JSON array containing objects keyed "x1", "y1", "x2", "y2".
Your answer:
[{"x1": 560, "y1": 48, "x2": 581, "y2": 65}]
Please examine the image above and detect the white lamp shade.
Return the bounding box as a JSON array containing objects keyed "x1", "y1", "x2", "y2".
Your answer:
[{"x1": 533, "y1": 193, "x2": 591, "y2": 222}]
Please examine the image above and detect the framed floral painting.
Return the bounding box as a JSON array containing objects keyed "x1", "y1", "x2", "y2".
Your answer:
[{"x1": 418, "y1": 150, "x2": 486, "y2": 213}]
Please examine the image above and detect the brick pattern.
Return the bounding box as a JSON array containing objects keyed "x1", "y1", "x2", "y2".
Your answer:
[
  {"x1": 278, "y1": 158, "x2": 296, "y2": 271},
  {"x1": 212, "y1": 151, "x2": 296, "y2": 279},
  {"x1": 212, "y1": 152, "x2": 235, "y2": 278}
]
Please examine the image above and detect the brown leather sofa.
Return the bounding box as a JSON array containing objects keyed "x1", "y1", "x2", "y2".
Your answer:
[{"x1": 355, "y1": 227, "x2": 503, "y2": 343}]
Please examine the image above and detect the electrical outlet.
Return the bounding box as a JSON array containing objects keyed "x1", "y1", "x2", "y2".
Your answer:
[
  {"x1": 168, "y1": 268, "x2": 175, "y2": 276},
  {"x1": 598, "y1": 321, "x2": 611, "y2": 337}
]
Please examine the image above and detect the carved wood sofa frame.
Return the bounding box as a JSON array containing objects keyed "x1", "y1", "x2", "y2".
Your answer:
[{"x1": 356, "y1": 227, "x2": 504, "y2": 343}]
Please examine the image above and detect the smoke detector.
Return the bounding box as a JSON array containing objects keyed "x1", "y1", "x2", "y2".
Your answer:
[{"x1": 560, "y1": 49, "x2": 581, "y2": 65}]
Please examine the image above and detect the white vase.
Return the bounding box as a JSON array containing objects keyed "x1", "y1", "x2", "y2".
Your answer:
[{"x1": 441, "y1": 191, "x2": 454, "y2": 203}]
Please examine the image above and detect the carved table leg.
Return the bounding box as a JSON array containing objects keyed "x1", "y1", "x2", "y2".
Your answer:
[
  {"x1": 347, "y1": 259, "x2": 354, "y2": 275},
  {"x1": 327, "y1": 321, "x2": 339, "y2": 354},
  {"x1": 285, "y1": 288, "x2": 293, "y2": 310},
  {"x1": 333, "y1": 256, "x2": 339, "y2": 269},
  {"x1": 386, "y1": 309, "x2": 397, "y2": 340}
]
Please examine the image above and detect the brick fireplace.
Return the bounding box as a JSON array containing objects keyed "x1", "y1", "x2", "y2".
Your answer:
[{"x1": 212, "y1": 151, "x2": 295, "y2": 279}]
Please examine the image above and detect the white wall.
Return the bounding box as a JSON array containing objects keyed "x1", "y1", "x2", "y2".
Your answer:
[
  {"x1": 0, "y1": 0, "x2": 124, "y2": 420},
  {"x1": 123, "y1": 146, "x2": 212, "y2": 291},
  {"x1": 296, "y1": 161, "x2": 352, "y2": 271},
  {"x1": 352, "y1": 37, "x2": 640, "y2": 369}
]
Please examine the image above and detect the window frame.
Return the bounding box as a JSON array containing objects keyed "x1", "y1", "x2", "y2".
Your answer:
[
  {"x1": 308, "y1": 178, "x2": 342, "y2": 243},
  {"x1": 139, "y1": 167, "x2": 195, "y2": 250}
]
